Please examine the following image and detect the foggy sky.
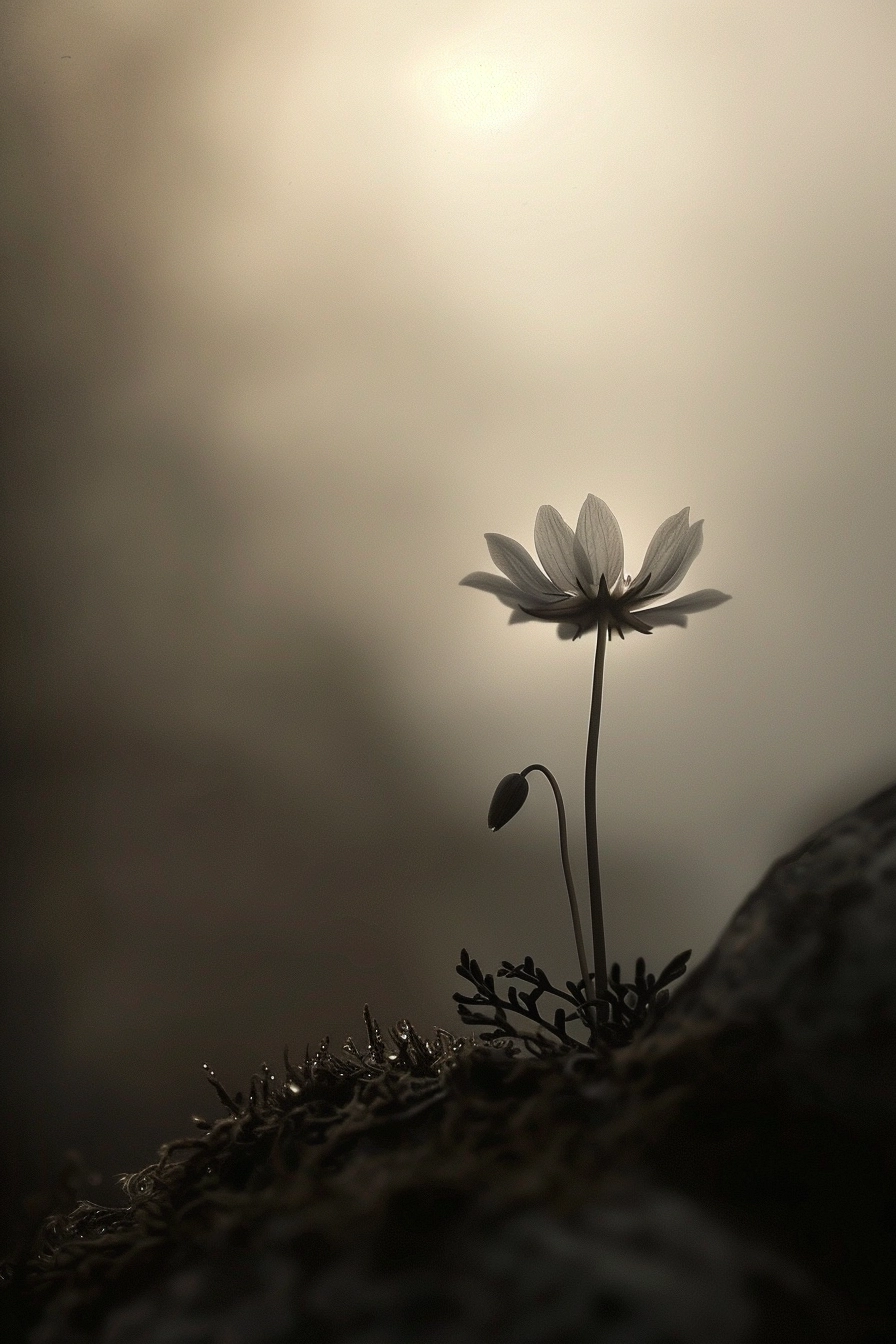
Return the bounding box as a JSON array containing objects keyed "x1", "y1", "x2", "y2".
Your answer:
[{"x1": 2, "y1": 1, "x2": 895, "y2": 1240}]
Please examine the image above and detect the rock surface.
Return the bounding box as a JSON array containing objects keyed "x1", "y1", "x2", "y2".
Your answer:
[{"x1": 8, "y1": 781, "x2": 896, "y2": 1343}]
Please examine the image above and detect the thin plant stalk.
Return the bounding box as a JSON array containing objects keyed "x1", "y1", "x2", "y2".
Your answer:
[
  {"x1": 520, "y1": 764, "x2": 594, "y2": 1025},
  {"x1": 585, "y1": 616, "x2": 609, "y2": 998}
]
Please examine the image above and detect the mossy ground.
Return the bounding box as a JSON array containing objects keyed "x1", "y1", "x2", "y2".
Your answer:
[{"x1": 2, "y1": 1010, "x2": 628, "y2": 1339}]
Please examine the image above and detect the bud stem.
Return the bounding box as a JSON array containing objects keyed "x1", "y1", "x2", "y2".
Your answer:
[
  {"x1": 585, "y1": 617, "x2": 609, "y2": 999},
  {"x1": 520, "y1": 764, "x2": 593, "y2": 1022}
]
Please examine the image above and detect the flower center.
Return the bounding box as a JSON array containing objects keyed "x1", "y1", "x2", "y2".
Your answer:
[{"x1": 595, "y1": 573, "x2": 654, "y2": 639}]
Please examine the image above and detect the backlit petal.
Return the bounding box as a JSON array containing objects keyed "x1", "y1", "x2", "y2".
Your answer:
[
  {"x1": 485, "y1": 533, "x2": 564, "y2": 598},
  {"x1": 651, "y1": 519, "x2": 704, "y2": 598},
  {"x1": 629, "y1": 507, "x2": 691, "y2": 597},
  {"x1": 534, "y1": 505, "x2": 581, "y2": 591},
  {"x1": 635, "y1": 588, "x2": 731, "y2": 628},
  {"x1": 459, "y1": 571, "x2": 525, "y2": 609},
  {"x1": 572, "y1": 536, "x2": 594, "y2": 589},
  {"x1": 576, "y1": 496, "x2": 624, "y2": 590}
]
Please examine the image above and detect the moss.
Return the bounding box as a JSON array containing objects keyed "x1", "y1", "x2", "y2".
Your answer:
[{"x1": 2, "y1": 1002, "x2": 629, "y2": 1338}]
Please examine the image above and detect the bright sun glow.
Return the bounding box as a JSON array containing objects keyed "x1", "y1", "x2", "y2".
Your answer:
[{"x1": 425, "y1": 54, "x2": 542, "y2": 132}]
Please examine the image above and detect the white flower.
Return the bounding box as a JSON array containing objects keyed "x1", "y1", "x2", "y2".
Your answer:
[{"x1": 461, "y1": 495, "x2": 730, "y2": 639}]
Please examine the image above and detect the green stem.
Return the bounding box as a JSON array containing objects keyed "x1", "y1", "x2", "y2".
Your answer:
[
  {"x1": 585, "y1": 618, "x2": 609, "y2": 999},
  {"x1": 520, "y1": 764, "x2": 594, "y2": 1026}
]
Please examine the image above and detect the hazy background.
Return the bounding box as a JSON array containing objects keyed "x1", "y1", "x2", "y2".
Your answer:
[{"x1": 2, "y1": 0, "x2": 895, "y2": 1242}]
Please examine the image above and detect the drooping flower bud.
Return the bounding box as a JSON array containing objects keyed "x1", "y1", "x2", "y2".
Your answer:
[{"x1": 488, "y1": 773, "x2": 529, "y2": 831}]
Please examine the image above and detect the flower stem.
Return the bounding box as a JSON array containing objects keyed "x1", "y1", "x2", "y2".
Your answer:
[
  {"x1": 520, "y1": 764, "x2": 593, "y2": 1019},
  {"x1": 585, "y1": 617, "x2": 609, "y2": 999}
]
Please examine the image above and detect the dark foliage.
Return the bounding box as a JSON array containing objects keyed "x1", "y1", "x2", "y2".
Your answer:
[
  {"x1": 454, "y1": 948, "x2": 691, "y2": 1051},
  {"x1": 0, "y1": 1011, "x2": 471, "y2": 1332},
  {"x1": 0, "y1": 958, "x2": 688, "y2": 1338}
]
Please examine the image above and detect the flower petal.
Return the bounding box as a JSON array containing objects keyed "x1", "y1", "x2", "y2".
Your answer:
[
  {"x1": 572, "y1": 536, "x2": 594, "y2": 588},
  {"x1": 635, "y1": 588, "x2": 731, "y2": 628},
  {"x1": 460, "y1": 569, "x2": 527, "y2": 605},
  {"x1": 534, "y1": 505, "x2": 581, "y2": 592},
  {"x1": 629, "y1": 507, "x2": 694, "y2": 598},
  {"x1": 485, "y1": 533, "x2": 564, "y2": 598},
  {"x1": 654, "y1": 519, "x2": 705, "y2": 598},
  {"x1": 576, "y1": 496, "x2": 624, "y2": 591}
]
